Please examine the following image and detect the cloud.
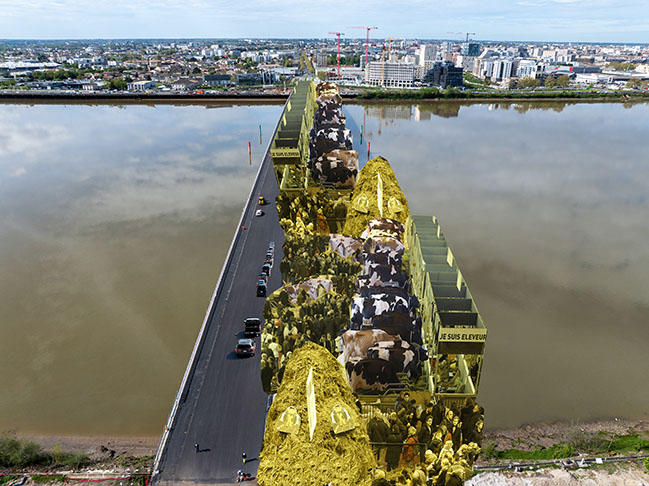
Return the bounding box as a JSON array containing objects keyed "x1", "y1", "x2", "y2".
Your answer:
[{"x1": 0, "y1": 0, "x2": 647, "y2": 41}]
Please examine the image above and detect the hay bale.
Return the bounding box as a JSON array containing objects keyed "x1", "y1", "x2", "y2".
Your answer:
[
  {"x1": 258, "y1": 342, "x2": 375, "y2": 486},
  {"x1": 343, "y1": 156, "x2": 410, "y2": 238}
]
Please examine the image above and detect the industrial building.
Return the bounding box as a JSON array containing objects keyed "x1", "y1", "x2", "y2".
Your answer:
[{"x1": 365, "y1": 61, "x2": 415, "y2": 88}]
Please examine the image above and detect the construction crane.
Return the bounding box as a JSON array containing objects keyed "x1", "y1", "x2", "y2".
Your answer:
[
  {"x1": 447, "y1": 32, "x2": 477, "y2": 42},
  {"x1": 381, "y1": 44, "x2": 386, "y2": 86},
  {"x1": 348, "y1": 26, "x2": 378, "y2": 68},
  {"x1": 384, "y1": 38, "x2": 404, "y2": 61},
  {"x1": 328, "y1": 31, "x2": 345, "y2": 77}
]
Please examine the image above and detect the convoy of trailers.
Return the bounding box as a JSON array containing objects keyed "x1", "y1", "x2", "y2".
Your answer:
[{"x1": 269, "y1": 81, "x2": 487, "y2": 407}]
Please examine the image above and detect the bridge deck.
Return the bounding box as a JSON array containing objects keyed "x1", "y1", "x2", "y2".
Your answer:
[{"x1": 153, "y1": 117, "x2": 286, "y2": 486}]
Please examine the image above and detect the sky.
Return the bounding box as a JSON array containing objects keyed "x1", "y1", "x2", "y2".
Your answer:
[{"x1": 0, "y1": 0, "x2": 648, "y2": 43}]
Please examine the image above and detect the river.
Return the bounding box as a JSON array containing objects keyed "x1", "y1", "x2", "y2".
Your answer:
[{"x1": 0, "y1": 99, "x2": 647, "y2": 435}]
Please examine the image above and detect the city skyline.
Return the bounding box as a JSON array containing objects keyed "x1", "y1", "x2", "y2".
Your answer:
[{"x1": 1, "y1": 0, "x2": 648, "y2": 44}]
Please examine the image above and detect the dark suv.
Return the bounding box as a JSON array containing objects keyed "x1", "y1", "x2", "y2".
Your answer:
[{"x1": 244, "y1": 318, "x2": 261, "y2": 337}]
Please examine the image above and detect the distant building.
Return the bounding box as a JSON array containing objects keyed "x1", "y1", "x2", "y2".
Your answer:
[
  {"x1": 462, "y1": 42, "x2": 481, "y2": 57},
  {"x1": 315, "y1": 53, "x2": 329, "y2": 66},
  {"x1": 516, "y1": 59, "x2": 540, "y2": 78},
  {"x1": 418, "y1": 44, "x2": 438, "y2": 66},
  {"x1": 204, "y1": 74, "x2": 232, "y2": 86},
  {"x1": 424, "y1": 61, "x2": 463, "y2": 88},
  {"x1": 83, "y1": 80, "x2": 107, "y2": 91},
  {"x1": 127, "y1": 80, "x2": 156, "y2": 91},
  {"x1": 492, "y1": 59, "x2": 513, "y2": 80},
  {"x1": 365, "y1": 61, "x2": 415, "y2": 88},
  {"x1": 171, "y1": 78, "x2": 201, "y2": 91},
  {"x1": 234, "y1": 71, "x2": 276, "y2": 85}
]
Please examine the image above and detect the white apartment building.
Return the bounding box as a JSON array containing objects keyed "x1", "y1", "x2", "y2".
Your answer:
[
  {"x1": 473, "y1": 58, "x2": 494, "y2": 78},
  {"x1": 365, "y1": 61, "x2": 415, "y2": 88},
  {"x1": 418, "y1": 44, "x2": 438, "y2": 66},
  {"x1": 492, "y1": 59, "x2": 513, "y2": 80},
  {"x1": 516, "y1": 60, "x2": 539, "y2": 78}
]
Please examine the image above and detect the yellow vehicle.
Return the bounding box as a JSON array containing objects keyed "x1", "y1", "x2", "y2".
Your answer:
[{"x1": 258, "y1": 196, "x2": 266, "y2": 205}]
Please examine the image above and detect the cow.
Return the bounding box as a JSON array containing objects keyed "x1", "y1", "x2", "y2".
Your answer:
[
  {"x1": 363, "y1": 236, "x2": 405, "y2": 257},
  {"x1": 329, "y1": 234, "x2": 363, "y2": 259},
  {"x1": 366, "y1": 218, "x2": 405, "y2": 238},
  {"x1": 371, "y1": 313, "x2": 418, "y2": 342},
  {"x1": 359, "y1": 251, "x2": 403, "y2": 268},
  {"x1": 357, "y1": 264, "x2": 409, "y2": 289},
  {"x1": 341, "y1": 329, "x2": 399, "y2": 363},
  {"x1": 345, "y1": 358, "x2": 399, "y2": 391},
  {"x1": 366, "y1": 340, "x2": 427, "y2": 380},
  {"x1": 350, "y1": 293, "x2": 411, "y2": 328}
]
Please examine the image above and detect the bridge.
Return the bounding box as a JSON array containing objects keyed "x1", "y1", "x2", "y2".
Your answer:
[
  {"x1": 151, "y1": 81, "x2": 488, "y2": 484},
  {"x1": 151, "y1": 83, "x2": 314, "y2": 486}
]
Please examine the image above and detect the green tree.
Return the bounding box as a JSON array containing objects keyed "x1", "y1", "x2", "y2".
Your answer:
[
  {"x1": 107, "y1": 78, "x2": 127, "y2": 90},
  {"x1": 518, "y1": 77, "x2": 540, "y2": 88},
  {"x1": 626, "y1": 78, "x2": 642, "y2": 89},
  {"x1": 544, "y1": 77, "x2": 557, "y2": 88},
  {"x1": 608, "y1": 62, "x2": 636, "y2": 71},
  {"x1": 556, "y1": 75, "x2": 571, "y2": 88}
]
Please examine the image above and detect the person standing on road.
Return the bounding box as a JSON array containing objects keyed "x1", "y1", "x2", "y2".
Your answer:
[{"x1": 194, "y1": 443, "x2": 199, "y2": 453}]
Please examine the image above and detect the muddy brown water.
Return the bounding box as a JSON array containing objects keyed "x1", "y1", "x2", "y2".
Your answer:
[{"x1": 0, "y1": 100, "x2": 647, "y2": 435}]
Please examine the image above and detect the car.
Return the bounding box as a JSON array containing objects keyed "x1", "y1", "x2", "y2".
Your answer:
[
  {"x1": 235, "y1": 338, "x2": 255, "y2": 357},
  {"x1": 268, "y1": 241, "x2": 275, "y2": 249},
  {"x1": 262, "y1": 263, "x2": 271, "y2": 276},
  {"x1": 257, "y1": 273, "x2": 268, "y2": 284},
  {"x1": 264, "y1": 255, "x2": 274, "y2": 265},
  {"x1": 258, "y1": 196, "x2": 266, "y2": 205},
  {"x1": 255, "y1": 209, "x2": 264, "y2": 217},
  {"x1": 256, "y1": 282, "x2": 267, "y2": 297},
  {"x1": 244, "y1": 318, "x2": 262, "y2": 337}
]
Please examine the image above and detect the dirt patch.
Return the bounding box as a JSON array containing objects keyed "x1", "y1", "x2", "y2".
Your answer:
[{"x1": 481, "y1": 418, "x2": 649, "y2": 455}]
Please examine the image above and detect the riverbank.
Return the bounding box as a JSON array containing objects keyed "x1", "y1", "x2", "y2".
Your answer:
[
  {"x1": 2, "y1": 88, "x2": 649, "y2": 103},
  {"x1": 2, "y1": 418, "x2": 646, "y2": 481}
]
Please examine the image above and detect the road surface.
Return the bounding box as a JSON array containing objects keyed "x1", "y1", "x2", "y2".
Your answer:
[{"x1": 153, "y1": 147, "x2": 286, "y2": 485}]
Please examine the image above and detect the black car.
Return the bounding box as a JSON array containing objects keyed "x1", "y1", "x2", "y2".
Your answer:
[
  {"x1": 244, "y1": 318, "x2": 261, "y2": 337},
  {"x1": 262, "y1": 263, "x2": 271, "y2": 276},
  {"x1": 256, "y1": 282, "x2": 267, "y2": 297}
]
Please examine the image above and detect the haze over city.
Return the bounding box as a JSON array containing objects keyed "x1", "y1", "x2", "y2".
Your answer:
[{"x1": 1, "y1": 0, "x2": 648, "y2": 43}]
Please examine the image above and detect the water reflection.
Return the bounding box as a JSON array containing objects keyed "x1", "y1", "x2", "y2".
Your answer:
[
  {"x1": 345, "y1": 100, "x2": 649, "y2": 428},
  {"x1": 1, "y1": 100, "x2": 648, "y2": 435},
  {"x1": 0, "y1": 102, "x2": 283, "y2": 435}
]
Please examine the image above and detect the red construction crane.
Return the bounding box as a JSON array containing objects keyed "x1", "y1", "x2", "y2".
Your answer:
[
  {"x1": 348, "y1": 26, "x2": 378, "y2": 68},
  {"x1": 328, "y1": 31, "x2": 345, "y2": 77}
]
